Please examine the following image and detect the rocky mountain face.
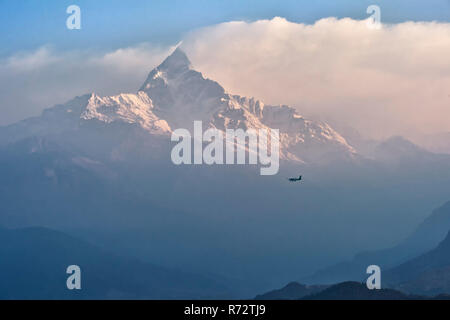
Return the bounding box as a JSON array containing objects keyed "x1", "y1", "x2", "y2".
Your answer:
[{"x1": 140, "y1": 48, "x2": 356, "y2": 163}]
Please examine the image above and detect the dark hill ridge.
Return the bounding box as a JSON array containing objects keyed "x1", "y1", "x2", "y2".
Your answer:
[
  {"x1": 255, "y1": 281, "x2": 444, "y2": 300},
  {"x1": 293, "y1": 229, "x2": 450, "y2": 299},
  {"x1": 301, "y1": 282, "x2": 424, "y2": 300},
  {"x1": 255, "y1": 282, "x2": 328, "y2": 300},
  {"x1": 0, "y1": 226, "x2": 230, "y2": 299}
]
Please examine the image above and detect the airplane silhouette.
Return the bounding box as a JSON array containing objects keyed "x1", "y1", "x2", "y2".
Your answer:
[{"x1": 288, "y1": 175, "x2": 302, "y2": 182}]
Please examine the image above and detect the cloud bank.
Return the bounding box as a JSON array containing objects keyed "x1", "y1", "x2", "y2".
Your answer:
[
  {"x1": 0, "y1": 44, "x2": 174, "y2": 125},
  {"x1": 182, "y1": 17, "x2": 450, "y2": 140},
  {"x1": 2, "y1": 17, "x2": 450, "y2": 141}
]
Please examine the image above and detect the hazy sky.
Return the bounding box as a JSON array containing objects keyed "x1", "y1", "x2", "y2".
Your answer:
[{"x1": 1, "y1": 0, "x2": 449, "y2": 140}]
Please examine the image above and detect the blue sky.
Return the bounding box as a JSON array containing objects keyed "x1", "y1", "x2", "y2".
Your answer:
[{"x1": 1, "y1": 0, "x2": 449, "y2": 57}]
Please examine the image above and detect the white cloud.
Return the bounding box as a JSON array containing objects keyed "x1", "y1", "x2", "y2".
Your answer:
[
  {"x1": 0, "y1": 44, "x2": 174, "y2": 125},
  {"x1": 182, "y1": 17, "x2": 450, "y2": 140},
  {"x1": 5, "y1": 47, "x2": 61, "y2": 72}
]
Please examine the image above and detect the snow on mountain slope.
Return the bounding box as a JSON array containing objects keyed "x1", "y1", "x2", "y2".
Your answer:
[
  {"x1": 0, "y1": 47, "x2": 356, "y2": 164},
  {"x1": 81, "y1": 92, "x2": 170, "y2": 134},
  {"x1": 140, "y1": 48, "x2": 356, "y2": 163},
  {"x1": 0, "y1": 91, "x2": 170, "y2": 147}
]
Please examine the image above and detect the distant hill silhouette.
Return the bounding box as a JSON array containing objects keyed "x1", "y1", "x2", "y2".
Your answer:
[
  {"x1": 255, "y1": 282, "x2": 328, "y2": 300},
  {"x1": 302, "y1": 282, "x2": 423, "y2": 300},
  {"x1": 385, "y1": 230, "x2": 450, "y2": 296},
  {"x1": 256, "y1": 280, "x2": 450, "y2": 300},
  {"x1": 303, "y1": 201, "x2": 450, "y2": 284},
  {"x1": 0, "y1": 226, "x2": 230, "y2": 299}
]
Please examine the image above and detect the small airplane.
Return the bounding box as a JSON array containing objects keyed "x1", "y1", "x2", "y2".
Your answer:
[{"x1": 288, "y1": 175, "x2": 302, "y2": 182}]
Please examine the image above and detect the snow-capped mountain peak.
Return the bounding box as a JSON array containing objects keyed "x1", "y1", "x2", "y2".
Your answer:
[
  {"x1": 0, "y1": 48, "x2": 356, "y2": 164},
  {"x1": 154, "y1": 47, "x2": 192, "y2": 75},
  {"x1": 138, "y1": 48, "x2": 355, "y2": 162},
  {"x1": 139, "y1": 48, "x2": 226, "y2": 129}
]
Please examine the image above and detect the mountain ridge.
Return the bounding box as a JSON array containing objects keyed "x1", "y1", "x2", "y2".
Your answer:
[
  {"x1": 384, "y1": 229, "x2": 450, "y2": 295},
  {"x1": 302, "y1": 200, "x2": 450, "y2": 285},
  {"x1": 0, "y1": 225, "x2": 231, "y2": 299},
  {"x1": 0, "y1": 48, "x2": 356, "y2": 164}
]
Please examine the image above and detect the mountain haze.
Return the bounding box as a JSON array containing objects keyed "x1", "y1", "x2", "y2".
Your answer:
[
  {"x1": 0, "y1": 226, "x2": 230, "y2": 299},
  {"x1": 303, "y1": 201, "x2": 450, "y2": 285},
  {"x1": 2, "y1": 48, "x2": 450, "y2": 297}
]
